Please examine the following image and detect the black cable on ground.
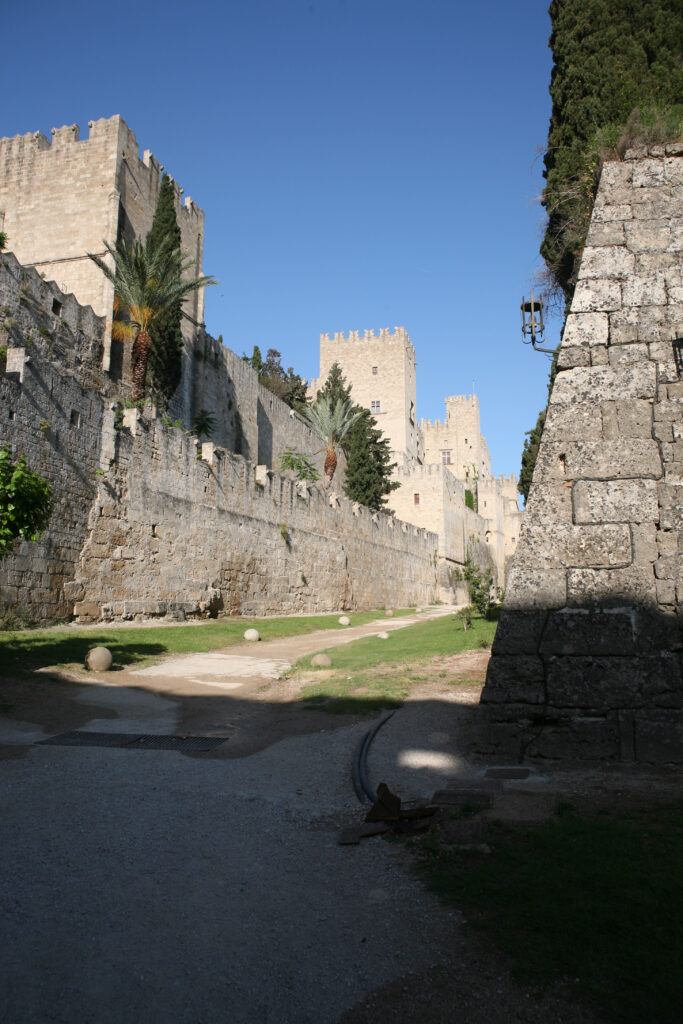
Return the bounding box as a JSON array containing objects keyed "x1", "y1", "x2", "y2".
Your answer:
[{"x1": 352, "y1": 711, "x2": 395, "y2": 804}]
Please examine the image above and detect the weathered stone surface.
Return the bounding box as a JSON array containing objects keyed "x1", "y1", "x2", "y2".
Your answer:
[
  {"x1": 502, "y1": 566, "x2": 567, "y2": 610},
  {"x1": 562, "y1": 311, "x2": 609, "y2": 348},
  {"x1": 572, "y1": 278, "x2": 622, "y2": 312},
  {"x1": 536, "y1": 440, "x2": 661, "y2": 481},
  {"x1": 601, "y1": 399, "x2": 653, "y2": 438},
  {"x1": 566, "y1": 566, "x2": 656, "y2": 606},
  {"x1": 622, "y1": 273, "x2": 668, "y2": 307},
  {"x1": 552, "y1": 363, "x2": 657, "y2": 404},
  {"x1": 634, "y1": 709, "x2": 683, "y2": 762},
  {"x1": 632, "y1": 158, "x2": 666, "y2": 188},
  {"x1": 490, "y1": 609, "x2": 547, "y2": 655},
  {"x1": 572, "y1": 479, "x2": 658, "y2": 524},
  {"x1": 539, "y1": 609, "x2": 635, "y2": 656},
  {"x1": 479, "y1": 656, "x2": 545, "y2": 705},
  {"x1": 524, "y1": 481, "x2": 573, "y2": 522},
  {"x1": 525, "y1": 715, "x2": 620, "y2": 761},
  {"x1": 542, "y1": 402, "x2": 603, "y2": 441},
  {"x1": 517, "y1": 522, "x2": 632, "y2": 570},
  {"x1": 557, "y1": 345, "x2": 591, "y2": 369},
  {"x1": 624, "y1": 220, "x2": 671, "y2": 252},
  {"x1": 578, "y1": 245, "x2": 635, "y2": 280},
  {"x1": 607, "y1": 343, "x2": 649, "y2": 366}
]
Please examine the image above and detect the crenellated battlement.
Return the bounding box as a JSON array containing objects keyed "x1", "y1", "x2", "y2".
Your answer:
[
  {"x1": 0, "y1": 116, "x2": 203, "y2": 221},
  {"x1": 320, "y1": 326, "x2": 410, "y2": 346}
]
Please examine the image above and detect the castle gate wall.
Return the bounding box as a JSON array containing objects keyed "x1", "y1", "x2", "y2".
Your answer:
[{"x1": 478, "y1": 144, "x2": 683, "y2": 763}]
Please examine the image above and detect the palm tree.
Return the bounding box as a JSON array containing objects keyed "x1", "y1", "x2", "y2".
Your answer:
[
  {"x1": 89, "y1": 238, "x2": 216, "y2": 402},
  {"x1": 298, "y1": 396, "x2": 362, "y2": 489}
]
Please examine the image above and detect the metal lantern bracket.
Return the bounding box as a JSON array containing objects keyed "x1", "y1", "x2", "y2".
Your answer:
[{"x1": 521, "y1": 290, "x2": 556, "y2": 355}]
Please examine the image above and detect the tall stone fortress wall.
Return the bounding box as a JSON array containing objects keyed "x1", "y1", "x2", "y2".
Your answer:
[
  {"x1": 478, "y1": 142, "x2": 683, "y2": 764},
  {"x1": 0, "y1": 254, "x2": 436, "y2": 622},
  {"x1": 310, "y1": 327, "x2": 424, "y2": 463},
  {"x1": 419, "y1": 396, "x2": 522, "y2": 584},
  {"x1": 69, "y1": 422, "x2": 436, "y2": 622},
  {"x1": 389, "y1": 463, "x2": 487, "y2": 602},
  {"x1": 0, "y1": 116, "x2": 205, "y2": 380}
]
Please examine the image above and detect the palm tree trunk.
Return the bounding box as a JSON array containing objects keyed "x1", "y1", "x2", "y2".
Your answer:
[
  {"x1": 323, "y1": 447, "x2": 337, "y2": 489},
  {"x1": 130, "y1": 329, "x2": 152, "y2": 402}
]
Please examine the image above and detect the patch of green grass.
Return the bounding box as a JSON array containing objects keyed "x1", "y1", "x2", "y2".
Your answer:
[
  {"x1": 295, "y1": 614, "x2": 496, "y2": 675},
  {"x1": 418, "y1": 803, "x2": 683, "y2": 1024},
  {"x1": 0, "y1": 609, "x2": 413, "y2": 675},
  {"x1": 300, "y1": 670, "x2": 409, "y2": 714}
]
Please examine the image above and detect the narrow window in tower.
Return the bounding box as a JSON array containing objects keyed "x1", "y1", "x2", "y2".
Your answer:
[
  {"x1": 371, "y1": 400, "x2": 381, "y2": 413},
  {"x1": 414, "y1": 493, "x2": 420, "y2": 505},
  {"x1": 372, "y1": 366, "x2": 378, "y2": 375},
  {"x1": 441, "y1": 450, "x2": 451, "y2": 464}
]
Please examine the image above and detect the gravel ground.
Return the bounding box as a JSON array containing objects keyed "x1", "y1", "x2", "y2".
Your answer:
[{"x1": 0, "y1": 724, "x2": 458, "y2": 1024}]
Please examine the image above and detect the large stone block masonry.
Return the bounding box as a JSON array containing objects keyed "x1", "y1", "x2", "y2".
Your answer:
[{"x1": 478, "y1": 143, "x2": 683, "y2": 764}]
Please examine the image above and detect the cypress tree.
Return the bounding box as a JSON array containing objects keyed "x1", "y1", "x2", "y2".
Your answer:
[
  {"x1": 344, "y1": 409, "x2": 400, "y2": 511},
  {"x1": 317, "y1": 363, "x2": 398, "y2": 510},
  {"x1": 523, "y1": 1, "x2": 683, "y2": 498},
  {"x1": 542, "y1": 0, "x2": 683, "y2": 301},
  {"x1": 146, "y1": 174, "x2": 183, "y2": 409}
]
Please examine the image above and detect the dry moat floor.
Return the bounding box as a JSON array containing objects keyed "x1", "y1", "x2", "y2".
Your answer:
[{"x1": 1, "y1": 611, "x2": 681, "y2": 1023}]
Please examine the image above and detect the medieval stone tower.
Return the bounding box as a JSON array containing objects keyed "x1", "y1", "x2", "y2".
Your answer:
[
  {"x1": 311, "y1": 327, "x2": 522, "y2": 597},
  {"x1": 0, "y1": 115, "x2": 205, "y2": 384},
  {"x1": 310, "y1": 327, "x2": 424, "y2": 465}
]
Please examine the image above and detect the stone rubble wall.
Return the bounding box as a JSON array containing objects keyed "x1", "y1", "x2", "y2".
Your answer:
[
  {"x1": 478, "y1": 142, "x2": 683, "y2": 764},
  {"x1": 69, "y1": 418, "x2": 437, "y2": 621}
]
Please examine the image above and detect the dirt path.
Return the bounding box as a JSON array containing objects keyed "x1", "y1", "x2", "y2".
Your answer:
[{"x1": 0, "y1": 606, "x2": 457, "y2": 756}]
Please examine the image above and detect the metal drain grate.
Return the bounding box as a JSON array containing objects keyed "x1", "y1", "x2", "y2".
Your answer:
[{"x1": 39, "y1": 731, "x2": 226, "y2": 752}]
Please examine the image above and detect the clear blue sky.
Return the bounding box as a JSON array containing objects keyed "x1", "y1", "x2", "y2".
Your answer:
[{"x1": 4, "y1": 0, "x2": 558, "y2": 479}]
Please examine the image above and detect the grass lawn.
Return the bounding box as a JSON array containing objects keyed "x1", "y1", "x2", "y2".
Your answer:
[
  {"x1": 0, "y1": 609, "x2": 415, "y2": 676},
  {"x1": 296, "y1": 613, "x2": 496, "y2": 713},
  {"x1": 416, "y1": 802, "x2": 683, "y2": 1024}
]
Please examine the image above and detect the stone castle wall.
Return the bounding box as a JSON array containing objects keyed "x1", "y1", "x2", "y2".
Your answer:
[
  {"x1": 478, "y1": 142, "x2": 683, "y2": 764},
  {"x1": 0, "y1": 255, "x2": 436, "y2": 622},
  {"x1": 389, "y1": 463, "x2": 488, "y2": 601},
  {"x1": 70, "y1": 420, "x2": 437, "y2": 621},
  {"x1": 0, "y1": 255, "x2": 111, "y2": 621}
]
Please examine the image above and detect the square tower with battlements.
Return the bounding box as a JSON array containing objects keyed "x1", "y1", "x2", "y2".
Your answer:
[
  {"x1": 310, "y1": 326, "x2": 424, "y2": 464},
  {"x1": 421, "y1": 394, "x2": 491, "y2": 482},
  {"x1": 0, "y1": 115, "x2": 205, "y2": 377}
]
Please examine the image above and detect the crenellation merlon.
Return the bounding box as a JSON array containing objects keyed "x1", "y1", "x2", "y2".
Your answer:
[{"x1": 324, "y1": 326, "x2": 411, "y2": 345}]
